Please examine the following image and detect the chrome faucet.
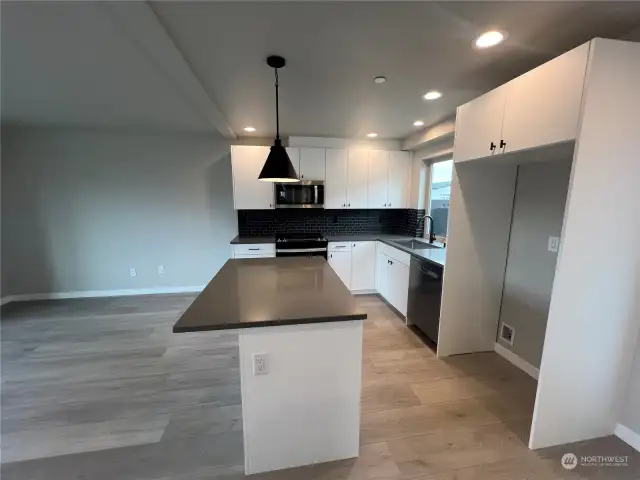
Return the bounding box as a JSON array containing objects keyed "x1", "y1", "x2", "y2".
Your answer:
[{"x1": 420, "y1": 214, "x2": 437, "y2": 244}]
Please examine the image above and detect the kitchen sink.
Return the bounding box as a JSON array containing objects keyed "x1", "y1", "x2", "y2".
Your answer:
[{"x1": 393, "y1": 240, "x2": 439, "y2": 250}]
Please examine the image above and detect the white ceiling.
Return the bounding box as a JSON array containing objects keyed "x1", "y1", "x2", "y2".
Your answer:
[{"x1": 2, "y1": 1, "x2": 640, "y2": 140}]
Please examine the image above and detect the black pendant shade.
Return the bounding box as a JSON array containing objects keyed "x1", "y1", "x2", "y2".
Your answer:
[
  {"x1": 258, "y1": 55, "x2": 299, "y2": 182},
  {"x1": 258, "y1": 138, "x2": 299, "y2": 182}
]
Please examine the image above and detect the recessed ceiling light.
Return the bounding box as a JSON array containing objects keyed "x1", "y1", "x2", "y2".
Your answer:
[
  {"x1": 474, "y1": 30, "x2": 507, "y2": 49},
  {"x1": 373, "y1": 76, "x2": 387, "y2": 84},
  {"x1": 367, "y1": 133, "x2": 378, "y2": 138},
  {"x1": 423, "y1": 91, "x2": 442, "y2": 100},
  {"x1": 244, "y1": 126, "x2": 256, "y2": 132},
  {"x1": 413, "y1": 120, "x2": 425, "y2": 127}
]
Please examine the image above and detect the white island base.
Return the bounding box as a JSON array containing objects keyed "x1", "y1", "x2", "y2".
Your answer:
[{"x1": 238, "y1": 320, "x2": 364, "y2": 475}]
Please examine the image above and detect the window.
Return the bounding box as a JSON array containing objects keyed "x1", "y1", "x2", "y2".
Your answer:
[{"x1": 426, "y1": 159, "x2": 453, "y2": 240}]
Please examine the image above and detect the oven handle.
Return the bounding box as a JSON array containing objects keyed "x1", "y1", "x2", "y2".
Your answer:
[
  {"x1": 276, "y1": 248, "x2": 328, "y2": 253},
  {"x1": 314, "y1": 185, "x2": 318, "y2": 204}
]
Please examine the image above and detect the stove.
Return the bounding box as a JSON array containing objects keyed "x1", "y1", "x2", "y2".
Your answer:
[{"x1": 275, "y1": 233, "x2": 328, "y2": 259}]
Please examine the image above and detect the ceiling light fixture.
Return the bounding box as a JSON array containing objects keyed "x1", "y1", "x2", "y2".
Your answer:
[
  {"x1": 423, "y1": 91, "x2": 442, "y2": 100},
  {"x1": 373, "y1": 76, "x2": 387, "y2": 84},
  {"x1": 413, "y1": 120, "x2": 425, "y2": 127},
  {"x1": 258, "y1": 55, "x2": 299, "y2": 183},
  {"x1": 244, "y1": 126, "x2": 256, "y2": 132},
  {"x1": 474, "y1": 30, "x2": 506, "y2": 49},
  {"x1": 367, "y1": 133, "x2": 378, "y2": 138}
]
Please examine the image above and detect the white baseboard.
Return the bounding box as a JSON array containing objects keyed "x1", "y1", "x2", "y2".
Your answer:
[
  {"x1": 1, "y1": 286, "x2": 205, "y2": 305},
  {"x1": 494, "y1": 342, "x2": 540, "y2": 380},
  {"x1": 615, "y1": 423, "x2": 640, "y2": 452},
  {"x1": 352, "y1": 289, "x2": 377, "y2": 295}
]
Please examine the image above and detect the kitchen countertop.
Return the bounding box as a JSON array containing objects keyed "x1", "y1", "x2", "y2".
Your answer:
[
  {"x1": 230, "y1": 234, "x2": 446, "y2": 267},
  {"x1": 230, "y1": 235, "x2": 275, "y2": 244},
  {"x1": 173, "y1": 257, "x2": 367, "y2": 333}
]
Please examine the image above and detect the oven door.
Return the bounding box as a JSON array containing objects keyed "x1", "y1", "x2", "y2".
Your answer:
[
  {"x1": 275, "y1": 248, "x2": 328, "y2": 260},
  {"x1": 275, "y1": 181, "x2": 324, "y2": 208}
]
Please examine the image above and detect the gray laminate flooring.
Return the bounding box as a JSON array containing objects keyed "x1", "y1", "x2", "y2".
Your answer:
[{"x1": 1, "y1": 294, "x2": 637, "y2": 479}]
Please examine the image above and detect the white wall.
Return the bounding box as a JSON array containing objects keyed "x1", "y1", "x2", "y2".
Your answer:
[
  {"x1": 497, "y1": 158, "x2": 572, "y2": 368},
  {"x1": 530, "y1": 39, "x2": 640, "y2": 450},
  {"x1": 1, "y1": 126, "x2": 237, "y2": 297},
  {"x1": 620, "y1": 334, "x2": 640, "y2": 442}
]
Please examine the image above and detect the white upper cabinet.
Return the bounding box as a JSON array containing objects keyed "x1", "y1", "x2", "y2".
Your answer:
[
  {"x1": 325, "y1": 148, "x2": 348, "y2": 209},
  {"x1": 346, "y1": 149, "x2": 369, "y2": 209},
  {"x1": 367, "y1": 150, "x2": 389, "y2": 208},
  {"x1": 231, "y1": 145, "x2": 274, "y2": 210},
  {"x1": 454, "y1": 42, "x2": 590, "y2": 164},
  {"x1": 387, "y1": 151, "x2": 411, "y2": 209},
  {"x1": 299, "y1": 147, "x2": 326, "y2": 181},
  {"x1": 454, "y1": 86, "x2": 507, "y2": 163},
  {"x1": 350, "y1": 241, "x2": 376, "y2": 291},
  {"x1": 286, "y1": 147, "x2": 300, "y2": 175},
  {"x1": 501, "y1": 42, "x2": 590, "y2": 154}
]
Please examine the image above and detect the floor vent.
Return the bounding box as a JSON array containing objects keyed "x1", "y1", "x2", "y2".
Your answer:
[{"x1": 499, "y1": 323, "x2": 515, "y2": 346}]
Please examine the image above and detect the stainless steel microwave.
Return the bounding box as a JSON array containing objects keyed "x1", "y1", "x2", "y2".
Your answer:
[{"x1": 274, "y1": 181, "x2": 324, "y2": 209}]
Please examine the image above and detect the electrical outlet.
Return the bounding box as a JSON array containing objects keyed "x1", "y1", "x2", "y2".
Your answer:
[
  {"x1": 500, "y1": 323, "x2": 515, "y2": 346},
  {"x1": 548, "y1": 236, "x2": 560, "y2": 253},
  {"x1": 130, "y1": 267, "x2": 137, "y2": 277},
  {"x1": 158, "y1": 265, "x2": 165, "y2": 275},
  {"x1": 252, "y1": 353, "x2": 268, "y2": 376}
]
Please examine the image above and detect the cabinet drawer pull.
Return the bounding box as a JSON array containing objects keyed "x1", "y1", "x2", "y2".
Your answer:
[
  {"x1": 249, "y1": 248, "x2": 260, "y2": 251},
  {"x1": 499, "y1": 139, "x2": 506, "y2": 151},
  {"x1": 334, "y1": 245, "x2": 345, "y2": 249},
  {"x1": 490, "y1": 142, "x2": 496, "y2": 152}
]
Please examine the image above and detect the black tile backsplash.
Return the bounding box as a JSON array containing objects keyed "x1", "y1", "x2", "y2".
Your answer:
[{"x1": 238, "y1": 209, "x2": 426, "y2": 237}]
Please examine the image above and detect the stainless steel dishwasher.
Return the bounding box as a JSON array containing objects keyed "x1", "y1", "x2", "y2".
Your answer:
[{"x1": 407, "y1": 257, "x2": 444, "y2": 344}]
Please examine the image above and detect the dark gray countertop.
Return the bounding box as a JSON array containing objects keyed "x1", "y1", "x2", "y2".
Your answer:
[
  {"x1": 173, "y1": 257, "x2": 367, "y2": 333},
  {"x1": 229, "y1": 234, "x2": 446, "y2": 267},
  {"x1": 230, "y1": 235, "x2": 275, "y2": 244}
]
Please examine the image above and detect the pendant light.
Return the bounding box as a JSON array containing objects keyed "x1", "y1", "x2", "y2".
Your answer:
[{"x1": 258, "y1": 56, "x2": 299, "y2": 182}]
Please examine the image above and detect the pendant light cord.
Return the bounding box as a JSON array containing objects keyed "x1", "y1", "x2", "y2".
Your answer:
[{"x1": 274, "y1": 68, "x2": 280, "y2": 140}]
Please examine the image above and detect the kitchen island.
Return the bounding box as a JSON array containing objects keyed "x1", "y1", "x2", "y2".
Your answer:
[{"x1": 173, "y1": 257, "x2": 367, "y2": 475}]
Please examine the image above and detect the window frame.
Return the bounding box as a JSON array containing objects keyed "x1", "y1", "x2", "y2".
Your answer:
[{"x1": 424, "y1": 157, "x2": 453, "y2": 243}]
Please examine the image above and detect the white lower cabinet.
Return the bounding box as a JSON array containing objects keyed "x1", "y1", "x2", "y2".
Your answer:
[
  {"x1": 327, "y1": 241, "x2": 410, "y2": 316},
  {"x1": 233, "y1": 244, "x2": 276, "y2": 259},
  {"x1": 328, "y1": 250, "x2": 352, "y2": 288},
  {"x1": 375, "y1": 242, "x2": 410, "y2": 317},
  {"x1": 234, "y1": 253, "x2": 275, "y2": 259},
  {"x1": 388, "y1": 259, "x2": 410, "y2": 317},
  {"x1": 350, "y1": 241, "x2": 376, "y2": 291}
]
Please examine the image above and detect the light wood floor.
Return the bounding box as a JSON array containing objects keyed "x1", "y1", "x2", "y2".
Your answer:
[{"x1": 1, "y1": 294, "x2": 637, "y2": 479}]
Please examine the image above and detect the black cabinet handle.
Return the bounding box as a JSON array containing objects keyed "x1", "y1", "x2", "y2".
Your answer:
[
  {"x1": 330, "y1": 254, "x2": 332, "y2": 258},
  {"x1": 490, "y1": 142, "x2": 496, "y2": 151},
  {"x1": 499, "y1": 139, "x2": 506, "y2": 150},
  {"x1": 301, "y1": 174, "x2": 304, "y2": 179},
  {"x1": 348, "y1": 203, "x2": 351, "y2": 207}
]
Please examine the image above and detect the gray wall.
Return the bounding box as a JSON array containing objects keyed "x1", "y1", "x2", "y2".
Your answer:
[
  {"x1": 497, "y1": 158, "x2": 572, "y2": 368},
  {"x1": 1, "y1": 126, "x2": 237, "y2": 296}
]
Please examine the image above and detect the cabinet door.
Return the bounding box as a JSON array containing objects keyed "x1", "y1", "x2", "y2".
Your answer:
[
  {"x1": 454, "y1": 86, "x2": 506, "y2": 163},
  {"x1": 328, "y1": 251, "x2": 352, "y2": 289},
  {"x1": 501, "y1": 42, "x2": 589, "y2": 155},
  {"x1": 231, "y1": 146, "x2": 274, "y2": 209},
  {"x1": 325, "y1": 148, "x2": 348, "y2": 209},
  {"x1": 375, "y1": 249, "x2": 389, "y2": 299},
  {"x1": 347, "y1": 149, "x2": 369, "y2": 208},
  {"x1": 299, "y1": 147, "x2": 326, "y2": 181},
  {"x1": 367, "y1": 150, "x2": 389, "y2": 208},
  {"x1": 387, "y1": 151, "x2": 411, "y2": 208},
  {"x1": 350, "y1": 241, "x2": 376, "y2": 291},
  {"x1": 286, "y1": 147, "x2": 300, "y2": 177},
  {"x1": 389, "y1": 260, "x2": 410, "y2": 317}
]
